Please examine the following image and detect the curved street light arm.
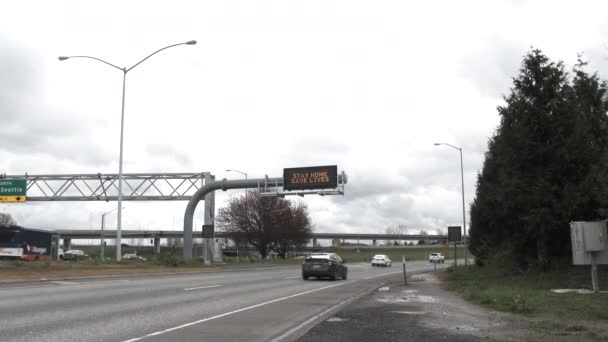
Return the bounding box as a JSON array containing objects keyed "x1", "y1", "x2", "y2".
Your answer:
[
  {"x1": 59, "y1": 55, "x2": 123, "y2": 72},
  {"x1": 126, "y1": 41, "x2": 196, "y2": 73},
  {"x1": 434, "y1": 142, "x2": 461, "y2": 151},
  {"x1": 226, "y1": 169, "x2": 247, "y2": 177}
]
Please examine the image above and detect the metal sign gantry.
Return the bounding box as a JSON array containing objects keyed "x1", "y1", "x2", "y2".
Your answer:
[{"x1": 0, "y1": 172, "x2": 211, "y2": 201}]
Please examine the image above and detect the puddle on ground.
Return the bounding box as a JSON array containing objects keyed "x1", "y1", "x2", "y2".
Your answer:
[
  {"x1": 455, "y1": 325, "x2": 480, "y2": 332},
  {"x1": 550, "y1": 289, "x2": 606, "y2": 294},
  {"x1": 327, "y1": 316, "x2": 348, "y2": 322},
  {"x1": 377, "y1": 294, "x2": 437, "y2": 304},
  {"x1": 378, "y1": 286, "x2": 390, "y2": 291},
  {"x1": 408, "y1": 276, "x2": 426, "y2": 282},
  {"x1": 392, "y1": 310, "x2": 427, "y2": 315}
]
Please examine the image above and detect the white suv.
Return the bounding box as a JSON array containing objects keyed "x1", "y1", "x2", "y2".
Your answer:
[
  {"x1": 428, "y1": 252, "x2": 445, "y2": 263},
  {"x1": 371, "y1": 254, "x2": 392, "y2": 267}
]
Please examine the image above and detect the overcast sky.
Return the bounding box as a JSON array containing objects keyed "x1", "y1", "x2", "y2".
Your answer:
[{"x1": 2, "y1": 0, "x2": 608, "y2": 236}]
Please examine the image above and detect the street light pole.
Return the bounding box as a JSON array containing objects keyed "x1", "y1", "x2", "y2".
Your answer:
[
  {"x1": 59, "y1": 40, "x2": 196, "y2": 261},
  {"x1": 226, "y1": 169, "x2": 247, "y2": 263},
  {"x1": 434, "y1": 143, "x2": 468, "y2": 266},
  {"x1": 100, "y1": 206, "x2": 124, "y2": 262}
]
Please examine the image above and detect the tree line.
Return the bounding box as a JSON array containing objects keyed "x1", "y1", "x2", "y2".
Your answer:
[{"x1": 470, "y1": 49, "x2": 608, "y2": 271}]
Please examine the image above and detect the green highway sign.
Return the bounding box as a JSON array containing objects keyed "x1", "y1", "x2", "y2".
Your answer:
[{"x1": 0, "y1": 179, "x2": 26, "y2": 202}]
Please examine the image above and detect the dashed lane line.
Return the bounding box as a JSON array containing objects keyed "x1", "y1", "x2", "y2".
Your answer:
[{"x1": 184, "y1": 285, "x2": 221, "y2": 291}]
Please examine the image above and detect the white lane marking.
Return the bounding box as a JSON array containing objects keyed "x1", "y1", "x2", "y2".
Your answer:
[
  {"x1": 122, "y1": 282, "x2": 348, "y2": 342},
  {"x1": 363, "y1": 271, "x2": 402, "y2": 280},
  {"x1": 95, "y1": 279, "x2": 132, "y2": 283},
  {"x1": 184, "y1": 285, "x2": 221, "y2": 291},
  {"x1": 284, "y1": 276, "x2": 300, "y2": 279},
  {"x1": 269, "y1": 283, "x2": 360, "y2": 342},
  {"x1": 50, "y1": 281, "x2": 81, "y2": 285}
]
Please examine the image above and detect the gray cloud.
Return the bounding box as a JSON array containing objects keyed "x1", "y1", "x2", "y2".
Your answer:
[
  {"x1": 0, "y1": 37, "x2": 113, "y2": 168},
  {"x1": 459, "y1": 35, "x2": 526, "y2": 99},
  {"x1": 146, "y1": 143, "x2": 193, "y2": 165},
  {"x1": 280, "y1": 136, "x2": 351, "y2": 166}
]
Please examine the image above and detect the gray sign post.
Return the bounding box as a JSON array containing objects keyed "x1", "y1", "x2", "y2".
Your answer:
[
  {"x1": 182, "y1": 168, "x2": 347, "y2": 262},
  {"x1": 448, "y1": 226, "x2": 462, "y2": 267},
  {"x1": 203, "y1": 174, "x2": 215, "y2": 264},
  {"x1": 183, "y1": 177, "x2": 283, "y2": 262}
]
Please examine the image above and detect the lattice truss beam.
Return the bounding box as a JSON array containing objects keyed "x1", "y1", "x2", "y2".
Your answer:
[{"x1": 0, "y1": 173, "x2": 210, "y2": 201}]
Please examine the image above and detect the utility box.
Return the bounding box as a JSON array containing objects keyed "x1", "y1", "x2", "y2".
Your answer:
[
  {"x1": 570, "y1": 221, "x2": 608, "y2": 265},
  {"x1": 582, "y1": 222, "x2": 606, "y2": 252}
]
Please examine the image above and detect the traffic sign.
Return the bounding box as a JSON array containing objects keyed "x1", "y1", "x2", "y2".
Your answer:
[
  {"x1": 0, "y1": 179, "x2": 26, "y2": 202},
  {"x1": 283, "y1": 165, "x2": 338, "y2": 191},
  {"x1": 202, "y1": 224, "x2": 215, "y2": 238},
  {"x1": 448, "y1": 226, "x2": 462, "y2": 242}
]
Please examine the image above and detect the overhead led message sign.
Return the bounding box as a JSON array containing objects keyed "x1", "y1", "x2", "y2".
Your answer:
[{"x1": 283, "y1": 165, "x2": 338, "y2": 191}]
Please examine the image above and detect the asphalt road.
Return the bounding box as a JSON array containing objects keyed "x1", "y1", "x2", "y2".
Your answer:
[{"x1": 0, "y1": 261, "x2": 447, "y2": 342}]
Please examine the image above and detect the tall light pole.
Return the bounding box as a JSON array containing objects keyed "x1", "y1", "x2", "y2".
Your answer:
[
  {"x1": 59, "y1": 40, "x2": 197, "y2": 261},
  {"x1": 100, "y1": 206, "x2": 124, "y2": 262},
  {"x1": 226, "y1": 169, "x2": 247, "y2": 263},
  {"x1": 434, "y1": 143, "x2": 468, "y2": 266}
]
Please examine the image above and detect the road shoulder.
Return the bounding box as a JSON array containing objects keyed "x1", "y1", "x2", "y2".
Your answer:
[{"x1": 297, "y1": 272, "x2": 531, "y2": 342}]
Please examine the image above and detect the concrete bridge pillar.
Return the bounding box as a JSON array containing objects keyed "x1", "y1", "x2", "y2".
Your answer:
[
  {"x1": 63, "y1": 238, "x2": 71, "y2": 251},
  {"x1": 154, "y1": 237, "x2": 161, "y2": 254},
  {"x1": 313, "y1": 238, "x2": 317, "y2": 247},
  {"x1": 373, "y1": 239, "x2": 376, "y2": 246}
]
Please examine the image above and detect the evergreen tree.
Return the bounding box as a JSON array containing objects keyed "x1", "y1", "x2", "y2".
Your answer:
[{"x1": 470, "y1": 50, "x2": 608, "y2": 271}]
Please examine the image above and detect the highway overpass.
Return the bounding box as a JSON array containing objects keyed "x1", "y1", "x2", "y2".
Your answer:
[
  {"x1": 57, "y1": 229, "x2": 446, "y2": 242},
  {"x1": 56, "y1": 229, "x2": 448, "y2": 250}
]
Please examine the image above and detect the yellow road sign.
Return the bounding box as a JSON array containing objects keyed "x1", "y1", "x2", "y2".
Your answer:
[{"x1": 0, "y1": 196, "x2": 26, "y2": 203}]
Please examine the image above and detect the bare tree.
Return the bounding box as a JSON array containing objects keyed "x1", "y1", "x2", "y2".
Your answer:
[
  {"x1": 398, "y1": 224, "x2": 407, "y2": 245},
  {"x1": 385, "y1": 225, "x2": 397, "y2": 235},
  {"x1": 272, "y1": 201, "x2": 312, "y2": 258},
  {"x1": 217, "y1": 191, "x2": 312, "y2": 259},
  {"x1": 0, "y1": 213, "x2": 16, "y2": 227}
]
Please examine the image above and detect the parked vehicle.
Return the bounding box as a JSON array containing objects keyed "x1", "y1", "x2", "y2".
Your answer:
[
  {"x1": 0, "y1": 226, "x2": 60, "y2": 261},
  {"x1": 371, "y1": 254, "x2": 392, "y2": 267},
  {"x1": 63, "y1": 249, "x2": 89, "y2": 261},
  {"x1": 123, "y1": 253, "x2": 146, "y2": 261},
  {"x1": 429, "y1": 252, "x2": 445, "y2": 263},
  {"x1": 302, "y1": 253, "x2": 348, "y2": 280}
]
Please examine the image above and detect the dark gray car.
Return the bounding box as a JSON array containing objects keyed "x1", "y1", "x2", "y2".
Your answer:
[{"x1": 302, "y1": 253, "x2": 348, "y2": 280}]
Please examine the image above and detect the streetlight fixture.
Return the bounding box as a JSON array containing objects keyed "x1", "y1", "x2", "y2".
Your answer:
[
  {"x1": 59, "y1": 40, "x2": 196, "y2": 261},
  {"x1": 434, "y1": 142, "x2": 468, "y2": 266},
  {"x1": 226, "y1": 169, "x2": 248, "y2": 263},
  {"x1": 100, "y1": 207, "x2": 125, "y2": 262}
]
